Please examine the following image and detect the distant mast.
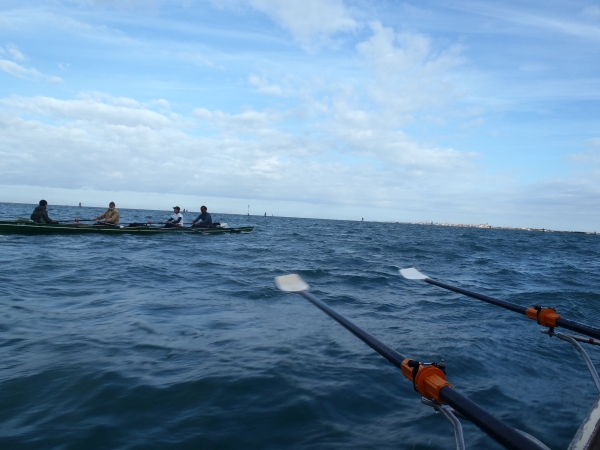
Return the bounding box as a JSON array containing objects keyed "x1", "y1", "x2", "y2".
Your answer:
[
  {"x1": 79, "y1": 202, "x2": 81, "y2": 207},
  {"x1": 247, "y1": 205, "x2": 249, "y2": 216}
]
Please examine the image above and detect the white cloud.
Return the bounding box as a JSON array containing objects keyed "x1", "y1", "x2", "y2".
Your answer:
[
  {"x1": 0, "y1": 92, "x2": 477, "y2": 210},
  {"x1": 6, "y1": 43, "x2": 27, "y2": 61},
  {"x1": 248, "y1": 74, "x2": 283, "y2": 95},
  {"x1": 2, "y1": 95, "x2": 173, "y2": 129},
  {"x1": 236, "y1": 0, "x2": 358, "y2": 48},
  {"x1": 108, "y1": 96, "x2": 140, "y2": 108},
  {"x1": 519, "y1": 63, "x2": 545, "y2": 72},
  {"x1": 193, "y1": 107, "x2": 212, "y2": 120},
  {"x1": 178, "y1": 52, "x2": 214, "y2": 67},
  {"x1": 582, "y1": 5, "x2": 600, "y2": 20},
  {"x1": 283, "y1": 21, "x2": 477, "y2": 174},
  {"x1": 454, "y1": 3, "x2": 600, "y2": 41},
  {"x1": 0, "y1": 44, "x2": 62, "y2": 83},
  {"x1": 570, "y1": 151, "x2": 600, "y2": 165},
  {"x1": 461, "y1": 117, "x2": 484, "y2": 129},
  {"x1": 194, "y1": 107, "x2": 278, "y2": 133},
  {"x1": 356, "y1": 22, "x2": 466, "y2": 115},
  {"x1": 151, "y1": 99, "x2": 170, "y2": 109},
  {"x1": 569, "y1": 138, "x2": 600, "y2": 165},
  {"x1": 0, "y1": 59, "x2": 42, "y2": 78},
  {"x1": 588, "y1": 137, "x2": 600, "y2": 147},
  {"x1": 325, "y1": 100, "x2": 478, "y2": 173},
  {"x1": 221, "y1": 109, "x2": 275, "y2": 129},
  {"x1": 86, "y1": 0, "x2": 161, "y2": 9}
]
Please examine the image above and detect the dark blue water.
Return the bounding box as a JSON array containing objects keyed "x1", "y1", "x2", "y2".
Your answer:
[{"x1": 1, "y1": 202, "x2": 599, "y2": 450}]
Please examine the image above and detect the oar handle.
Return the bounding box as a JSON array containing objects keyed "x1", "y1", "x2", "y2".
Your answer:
[{"x1": 296, "y1": 289, "x2": 546, "y2": 450}]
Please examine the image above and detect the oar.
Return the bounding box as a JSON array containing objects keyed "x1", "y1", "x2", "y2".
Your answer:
[
  {"x1": 400, "y1": 268, "x2": 600, "y2": 341},
  {"x1": 16, "y1": 216, "x2": 90, "y2": 224},
  {"x1": 275, "y1": 274, "x2": 547, "y2": 450},
  {"x1": 74, "y1": 219, "x2": 129, "y2": 224},
  {"x1": 75, "y1": 219, "x2": 159, "y2": 226},
  {"x1": 16, "y1": 216, "x2": 157, "y2": 227}
]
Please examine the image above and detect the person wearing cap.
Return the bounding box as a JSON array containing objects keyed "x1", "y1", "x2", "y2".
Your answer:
[
  {"x1": 191, "y1": 205, "x2": 212, "y2": 228},
  {"x1": 93, "y1": 202, "x2": 120, "y2": 225},
  {"x1": 30, "y1": 200, "x2": 58, "y2": 224},
  {"x1": 164, "y1": 206, "x2": 184, "y2": 228}
]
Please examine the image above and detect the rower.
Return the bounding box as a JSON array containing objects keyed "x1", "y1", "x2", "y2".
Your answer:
[
  {"x1": 93, "y1": 202, "x2": 120, "y2": 225},
  {"x1": 191, "y1": 206, "x2": 212, "y2": 228},
  {"x1": 30, "y1": 200, "x2": 58, "y2": 224},
  {"x1": 165, "y1": 206, "x2": 184, "y2": 228}
]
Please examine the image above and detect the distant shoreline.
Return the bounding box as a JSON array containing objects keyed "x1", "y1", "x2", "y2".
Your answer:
[{"x1": 408, "y1": 221, "x2": 597, "y2": 235}]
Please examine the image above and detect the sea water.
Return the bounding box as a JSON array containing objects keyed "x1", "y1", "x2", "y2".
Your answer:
[{"x1": 1, "y1": 202, "x2": 599, "y2": 450}]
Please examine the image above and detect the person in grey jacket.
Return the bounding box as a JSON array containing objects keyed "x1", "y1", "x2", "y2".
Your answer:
[
  {"x1": 191, "y1": 206, "x2": 212, "y2": 228},
  {"x1": 30, "y1": 200, "x2": 58, "y2": 224}
]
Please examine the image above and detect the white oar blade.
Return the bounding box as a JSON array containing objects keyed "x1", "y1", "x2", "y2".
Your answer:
[
  {"x1": 399, "y1": 268, "x2": 429, "y2": 280},
  {"x1": 275, "y1": 274, "x2": 309, "y2": 292}
]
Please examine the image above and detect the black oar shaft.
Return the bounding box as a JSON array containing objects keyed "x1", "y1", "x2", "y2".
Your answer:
[
  {"x1": 440, "y1": 388, "x2": 544, "y2": 450},
  {"x1": 299, "y1": 291, "x2": 406, "y2": 366},
  {"x1": 298, "y1": 290, "x2": 546, "y2": 450},
  {"x1": 557, "y1": 317, "x2": 600, "y2": 341},
  {"x1": 424, "y1": 278, "x2": 600, "y2": 340},
  {"x1": 425, "y1": 279, "x2": 528, "y2": 315}
]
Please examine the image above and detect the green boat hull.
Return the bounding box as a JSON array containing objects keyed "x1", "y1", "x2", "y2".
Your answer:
[{"x1": 0, "y1": 221, "x2": 254, "y2": 235}]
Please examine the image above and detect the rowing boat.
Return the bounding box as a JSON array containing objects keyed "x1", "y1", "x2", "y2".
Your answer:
[{"x1": 0, "y1": 220, "x2": 254, "y2": 235}]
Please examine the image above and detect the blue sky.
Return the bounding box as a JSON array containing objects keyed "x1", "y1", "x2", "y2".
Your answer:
[{"x1": 0, "y1": 0, "x2": 599, "y2": 230}]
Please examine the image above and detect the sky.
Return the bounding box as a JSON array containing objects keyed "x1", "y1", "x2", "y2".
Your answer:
[{"x1": 0, "y1": 0, "x2": 599, "y2": 230}]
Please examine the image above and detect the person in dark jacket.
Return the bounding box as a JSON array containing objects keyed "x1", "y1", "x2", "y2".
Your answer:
[
  {"x1": 30, "y1": 200, "x2": 58, "y2": 224},
  {"x1": 191, "y1": 206, "x2": 212, "y2": 228}
]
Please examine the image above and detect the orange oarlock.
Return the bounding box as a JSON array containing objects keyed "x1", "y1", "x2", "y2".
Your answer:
[
  {"x1": 526, "y1": 306, "x2": 561, "y2": 328},
  {"x1": 401, "y1": 359, "x2": 453, "y2": 403}
]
